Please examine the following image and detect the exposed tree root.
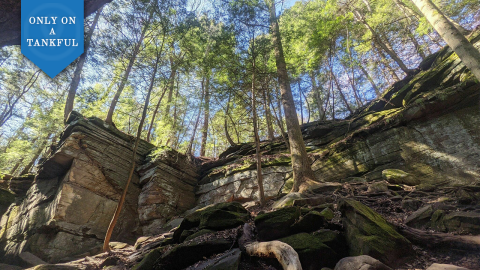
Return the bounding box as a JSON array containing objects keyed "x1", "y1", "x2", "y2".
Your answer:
[
  {"x1": 398, "y1": 226, "x2": 480, "y2": 251},
  {"x1": 245, "y1": 241, "x2": 303, "y2": 270}
]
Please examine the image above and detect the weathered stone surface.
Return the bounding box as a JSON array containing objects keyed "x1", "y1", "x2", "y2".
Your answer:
[
  {"x1": 339, "y1": 199, "x2": 414, "y2": 267},
  {"x1": 134, "y1": 235, "x2": 235, "y2": 270},
  {"x1": 0, "y1": 188, "x2": 14, "y2": 216},
  {"x1": 196, "y1": 166, "x2": 291, "y2": 206},
  {"x1": 255, "y1": 207, "x2": 301, "y2": 241},
  {"x1": 291, "y1": 210, "x2": 327, "y2": 233},
  {"x1": 173, "y1": 202, "x2": 248, "y2": 243},
  {"x1": 279, "y1": 232, "x2": 345, "y2": 270},
  {"x1": 0, "y1": 114, "x2": 154, "y2": 264},
  {"x1": 0, "y1": 263, "x2": 22, "y2": 270},
  {"x1": 203, "y1": 248, "x2": 242, "y2": 270},
  {"x1": 137, "y1": 149, "x2": 198, "y2": 235},
  {"x1": 334, "y1": 255, "x2": 392, "y2": 270},
  {"x1": 382, "y1": 169, "x2": 420, "y2": 186},
  {"x1": 425, "y1": 263, "x2": 470, "y2": 270}
]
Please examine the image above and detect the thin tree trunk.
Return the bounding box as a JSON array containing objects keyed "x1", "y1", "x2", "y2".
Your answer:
[
  {"x1": 353, "y1": 9, "x2": 411, "y2": 74},
  {"x1": 64, "y1": 7, "x2": 103, "y2": 122},
  {"x1": 103, "y1": 43, "x2": 159, "y2": 252},
  {"x1": 301, "y1": 89, "x2": 311, "y2": 124},
  {"x1": 270, "y1": 95, "x2": 289, "y2": 149},
  {"x1": 340, "y1": 63, "x2": 363, "y2": 107},
  {"x1": 410, "y1": 0, "x2": 480, "y2": 81},
  {"x1": 164, "y1": 56, "x2": 177, "y2": 117},
  {"x1": 146, "y1": 85, "x2": 168, "y2": 142},
  {"x1": 105, "y1": 12, "x2": 151, "y2": 124},
  {"x1": 267, "y1": 0, "x2": 317, "y2": 192},
  {"x1": 262, "y1": 83, "x2": 275, "y2": 141},
  {"x1": 250, "y1": 41, "x2": 265, "y2": 205},
  {"x1": 372, "y1": 42, "x2": 401, "y2": 81},
  {"x1": 309, "y1": 72, "x2": 325, "y2": 120},
  {"x1": 200, "y1": 77, "x2": 210, "y2": 157},
  {"x1": 331, "y1": 69, "x2": 354, "y2": 114},
  {"x1": 297, "y1": 80, "x2": 304, "y2": 125},
  {"x1": 359, "y1": 64, "x2": 381, "y2": 97},
  {"x1": 19, "y1": 135, "x2": 51, "y2": 175},
  {"x1": 186, "y1": 80, "x2": 205, "y2": 156},
  {"x1": 225, "y1": 94, "x2": 236, "y2": 147}
]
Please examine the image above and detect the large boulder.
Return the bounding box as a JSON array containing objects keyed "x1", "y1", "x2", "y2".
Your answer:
[
  {"x1": 279, "y1": 231, "x2": 347, "y2": 270},
  {"x1": 173, "y1": 202, "x2": 249, "y2": 243},
  {"x1": 133, "y1": 235, "x2": 235, "y2": 270},
  {"x1": 255, "y1": 207, "x2": 301, "y2": 240},
  {"x1": 334, "y1": 255, "x2": 392, "y2": 270},
  {"x1": 339, "y1": 199, "x2": 414, "y2": 267}
]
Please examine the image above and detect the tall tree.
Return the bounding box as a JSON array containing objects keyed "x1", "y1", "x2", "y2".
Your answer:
[
  {"x1": 64, "y1": 8, "x2": 103, "y2": 122},
  {"x1": 105, "y1": 10, "x2": 152, "y2": 124},
  {"x1": 266, "y1": 0, "x2": 318, "y2": 192},
  {"x1": 410, "y1": 0, "x2": 480, "y2": 81}
]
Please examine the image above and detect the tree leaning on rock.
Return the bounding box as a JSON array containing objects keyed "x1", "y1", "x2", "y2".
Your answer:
[{"x1": 409, "y1": 0, "x2": 480, "y2": 82}]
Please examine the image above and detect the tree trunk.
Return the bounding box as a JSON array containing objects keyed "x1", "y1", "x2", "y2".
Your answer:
[
  {"x1": 359, "y1": 64, "x2": 381, "y2": 97},
  {"x1": 372, "y1": 42, "x2": 401, "y2": 81},
  {"x1": 410, "y1": 0, "x2": 480, "y2": 81},
  {"x1": 297, "y1": 80, "x2": 304, "y2": 125},
  {"x1": 186, "y1": 80, "x2": 205, "y2": 156},
  {"x1": 353, "y1": 9, "x2": 411, "y2": 74},
  {"x1": 331, "y1": 70, "x2": 354, "y2": 115},
  {"x1": 250, "y1": 46, "x2": 266, "y2": 205},
  {"x1": 145, "y1": 85, "x2": 168, "y2": 142},
  {"x1": 262, "y1": 84, "x2": 275, "y2": 141},
  {"x1": 103, "y1": 44, "x2": 159, "y2": 252},
  {"x1": 164, "y1": 56, "x2": 177, "y2": 117},
  {"x1": 64, "y1": 7, "x2": 103, "y2": 122},
  {"x1": 340, "y1": 63, "x2": 363, "y2": 107},
  {"x1": 225, "y1": 94, "x2": 236, "y2": 147},
  {"x1": 19, "y1": 135, "x2": 51, "y2": 175},
  {"x1": 309, "y1": 72, "x2": 325, "y2": 120},
  {"x1": 200, "y1": 77, "x2": 210, "y2": 157},
  {"x1": 267, "y1": 0, "x2": 318, "y2": 192},
  {"x1": 105, "y1": 12, "x2": 151, "y2": 124}
]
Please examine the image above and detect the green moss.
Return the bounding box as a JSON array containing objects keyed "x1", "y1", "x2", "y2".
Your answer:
[
  {"x1": 132, "y1": 248, "x2": 163, "y2": 270},
  {"x1": 319, "y1": 208, "x2": 334, "y2": 221},
  {"x1": 184, "y1": 229, "x2": 215, "y2": 242},
  {"x1": 255, "y1": 207, "x2": 301, "y2": 225},
  {"x1": 199, "y1": 209, "x2": 249, "y2": 230},
  {"x1": 282, "y1": 178, "x2": 294, "y2": 193}
]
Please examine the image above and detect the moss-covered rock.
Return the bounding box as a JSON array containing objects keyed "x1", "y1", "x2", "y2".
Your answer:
[
  {"x1": 184, "y1": 229, "x2": 215, "y2": 242},
  {"x1": 199, "y1": 209, "x2": 249, "y2": 230},
  {"x1": 173, "y1": 202, "x2": 248, "y2": 242},
  {"x1": 442, "y1": 212, "x2": 480, "y2": 235},
  {"x1": 382, "y1": 169, "x2": 420, "y2": 186},
  {"x1": 134, "y1": 236, "x2": 235, "y2": 270},
  {"x1": 319, "y1": 208, "x2": 335, "y2": 221},
  {"x1": 339, "y1": 199, "x2": 414, "y2": 267},
  {"x1": 255, "y1": 206, "x2": 301, "y2": 240},
  {"x1": 0, "y1": 189, "x2": 15, "y2": 216},
  {"x1": 204, "y1": 249, "x2": 242, "y2": 270},
  {"x1": 291, "y1": 210, "x2": 326, "y2": 233},
  {"x1": 279, "y1": 232, "x2": 343, "y2": 270}
]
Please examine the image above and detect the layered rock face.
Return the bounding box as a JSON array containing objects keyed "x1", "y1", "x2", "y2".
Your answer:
[
  {"x1": 196, "y1": 31, "x2": 480, "y2": 204},
  {"x1": 0, "y1": 115, "x2": 155, "y2": 264},
  {"x1": 137, "y1": 149, "x2": 198, "y2": 235}
]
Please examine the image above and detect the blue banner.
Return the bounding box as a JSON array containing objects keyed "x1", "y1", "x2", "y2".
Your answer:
[{"x1": 21, "y1": 0, "x2": 84, "y2": 78}]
